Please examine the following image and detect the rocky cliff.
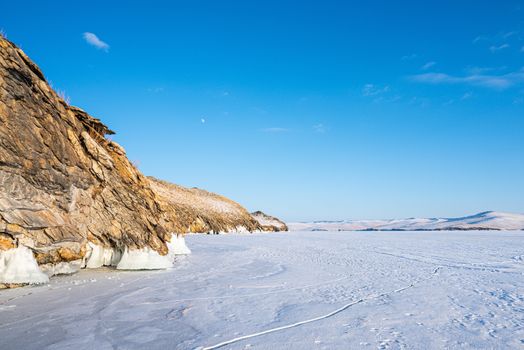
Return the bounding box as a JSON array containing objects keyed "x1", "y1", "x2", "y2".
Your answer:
[
  {"x1": 0, "y1": 36, "x2": 192, "y2": 285},
  {"x1": 0, "y1": 36, "x2": 286, "y2": 286},
  {"x1": 251, "y1": 211, "x2": 289, "y2": 232}
]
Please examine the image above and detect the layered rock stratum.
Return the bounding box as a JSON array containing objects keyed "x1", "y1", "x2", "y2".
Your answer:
[{"x1": 0, "y1": 36, "x2": 284, "y2": 286}]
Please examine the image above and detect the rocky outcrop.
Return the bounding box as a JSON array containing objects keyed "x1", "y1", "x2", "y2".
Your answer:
[
  {"x1": 0, "y1": 36, "x2": 285, "y2": 286},
  {"x1": 149, "y1": 177, "x2": 261, "y2": 233},
  {"x1": 0, "y1": 36, "x2": 190, "y2": 284},
  {"x1": 251, "y1": 211, "x2": 288, "y2": 232}
]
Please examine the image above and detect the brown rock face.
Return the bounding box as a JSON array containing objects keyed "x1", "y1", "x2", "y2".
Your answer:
[
  {"x1": 0, "y1": 36, "x2": 176, "y2": 262},
  {"x1": 251, "y1": 211, "x2": 288, "y2": 232}
]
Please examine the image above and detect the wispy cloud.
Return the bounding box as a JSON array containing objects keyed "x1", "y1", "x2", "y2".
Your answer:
[
  {"x1": 465, "y1": 66, "x2": 507, "y2": 75},
  {"x1": 362, "y1": 83, "x2": 400, "y2": 103},
  {"x1": 401, "y1": 53, "x2": 418, "y2": 61},
  {"x1": 409, "y1": 69, "x2": 524, "y2": 90},
  {"x1": 362, "y1": 83, "x2": 390, "y2": 96},
  {"x1": 147, "y1": 87, "x2": 164, "y2": 93},
  {"x1": 313, "y1": 123, "x2": 327, "y2": 133},
  {"x1": 472, "y1": 35, "x2": 486, "y2": 44},
  {"x1": 472, "y1": 29, "x2": 523, "y2": 54},
  {"x1": 489, "y1": 43, "x2": 510, "y2": 53},
  {"x1": 261, "y1": 127, "x2": 288, "y2": 133},
  {"x1": 408, "y1": 96, "x2": 430, "y2": 108},
  {"x1": 83, "y1": 32, "x2": 109, "y2": 51},
  {"x1": 503, "y1": 31, "x2": 517, "y2": 39},
  {"x1": 421, "y1": 61, "x2": 436, "y2": 70},
  {"x1": 460, "y1": 92, "x2": 473, "y2": 100}
]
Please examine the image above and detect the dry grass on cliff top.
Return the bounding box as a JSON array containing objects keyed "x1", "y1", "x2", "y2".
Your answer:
[{"x1": 148, "y1": 177, "x2": 261, "y2": 233}]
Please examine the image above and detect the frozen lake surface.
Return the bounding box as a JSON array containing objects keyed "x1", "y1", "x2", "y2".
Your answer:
[{"x1": 1, "y1": 231, "x2": 524, "y2": 349}]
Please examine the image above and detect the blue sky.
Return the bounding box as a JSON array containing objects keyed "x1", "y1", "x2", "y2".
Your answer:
[{"x1": 1, "y1": 1, "x2": 523, "y2": 221}]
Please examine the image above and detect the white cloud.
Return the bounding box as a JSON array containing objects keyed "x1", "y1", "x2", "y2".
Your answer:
[
  {"x1": 401, "y1": 53, "x2": 418, "y2": 61},
  {"x1": 409, "y1": 69, "x2": 524, "y2": 90},
  {"x1": 473, "y1": 30, "x2": 521, "y2": 53},
  {"x1": 362, "y1": 84, "x2": 401, "y2": 103},
  {"x1": 489, "y1": 43, "x2": 510, "y2": 52},
  {"x1": 503, "y1": 31, "x2": 517, "y2": 39},
  {"x1": 313, "y1": 123, "x2": 327, "y2": 133},
  {"x1": 460, "y1": 92, "x2": 473, "y2": 100},
  {"x1": 362, "y1": 83, "x2": 390, "y2": 96},
  {"x1": 83, "y1": 32, "x2": 109, "y2": 51},
  {"x1": 261, "y1": 127, "x2": 288, "y2": 133},
  {"x1": 421, "y1": 61, "x2": 436, "y2": 70},
  {"x1": 147, "y1": 87, "x2": 164, "y2": 93},
  {"x1": 472, "y1": 35, "x2": 486, "y2": 44},
  {"x1": 465, "y1": 66, "x2": 507, "y2": 75}
]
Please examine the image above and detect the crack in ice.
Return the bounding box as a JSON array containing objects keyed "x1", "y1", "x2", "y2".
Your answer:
[{"x1": 199, "y1": 266, "x2": 442, "y2": 350}]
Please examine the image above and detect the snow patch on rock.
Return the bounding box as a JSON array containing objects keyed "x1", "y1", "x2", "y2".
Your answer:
[{"x1": 0, "y1": 246, "x2": 49, "y2": 284}]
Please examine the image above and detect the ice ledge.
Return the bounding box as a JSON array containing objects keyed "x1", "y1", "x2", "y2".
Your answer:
[
  {"x1": 116, "y1": 234, "x2": 191, "y2": 270},
  {"x1": 167, "y1": 234, "x2": 191, "y2": 255},
  {"x1": 116, "y1": 247, "x2": 173, "y2": 270},
  {"x1": 0, "y1": 234, "x2": 191, "y2": 283},
  {"x1": 83, "y1": 242, "x2": 122, "y2": 269},
  {"x1": 0, "y1": 246, "x2": 49, "y2": 284}
]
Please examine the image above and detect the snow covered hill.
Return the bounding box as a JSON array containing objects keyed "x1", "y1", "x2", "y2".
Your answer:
[{"x1": 288, "y1": 211, "x2": 524, "y2": 231}]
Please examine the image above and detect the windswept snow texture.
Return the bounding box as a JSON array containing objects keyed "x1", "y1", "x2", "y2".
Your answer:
[
  {"x1": 1, "y1": 231, "x2": 524, "y2": 349},
  {"x1": 289, "y1": 211, "x2": 524, "y2": 231}
]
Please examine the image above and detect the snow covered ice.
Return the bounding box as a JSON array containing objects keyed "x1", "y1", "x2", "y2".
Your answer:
[{"x1": 1, "y1": 231, "x2": 524, "y2": 349}]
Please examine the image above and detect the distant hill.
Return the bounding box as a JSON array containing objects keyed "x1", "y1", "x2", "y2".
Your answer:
[{"x1": 288, "y1": 211, "x2": 524, "y2": 231}]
